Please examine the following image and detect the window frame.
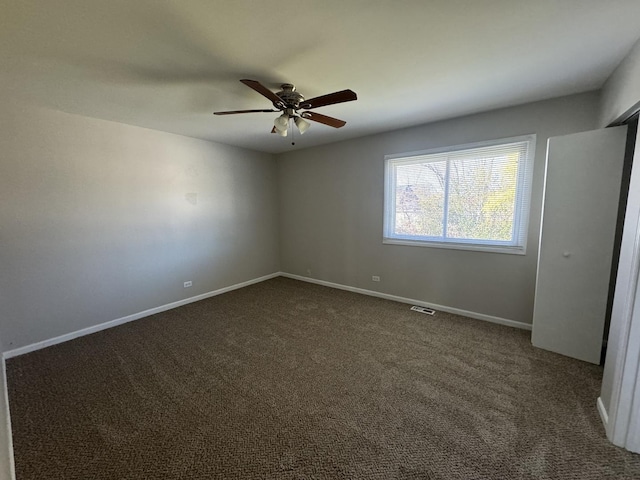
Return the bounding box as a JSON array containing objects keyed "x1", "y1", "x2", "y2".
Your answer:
[{"x1": 383, "y1": 134, "x2": 536, "y2": 255}]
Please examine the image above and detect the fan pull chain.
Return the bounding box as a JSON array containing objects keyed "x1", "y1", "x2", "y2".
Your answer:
[{"x1": 291, "y1": 117, "x2": 295, "y2": 146}]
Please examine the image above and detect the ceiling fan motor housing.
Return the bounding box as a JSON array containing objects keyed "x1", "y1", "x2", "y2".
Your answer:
[{"x1": 275, "y1": 84, "x2": 305, "y2": 111}]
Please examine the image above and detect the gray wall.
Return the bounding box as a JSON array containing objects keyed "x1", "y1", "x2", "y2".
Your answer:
[
  {"x1": 600, "y1": 37, "x2": 640, "y2": 126},
  {"x1": 277, "y1": 93, "x2": 599, "y2": 325},
  {"x1": 0, "y1": 102, "x2": 279, "y2": 351}
]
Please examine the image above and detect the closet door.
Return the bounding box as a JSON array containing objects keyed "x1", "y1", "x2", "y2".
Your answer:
[{"x1": 532, "y1": 127, "x2": 627, "y2": 364}]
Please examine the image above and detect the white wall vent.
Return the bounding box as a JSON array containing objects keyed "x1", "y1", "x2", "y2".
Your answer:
[{"x1": 410, "y1": 306, "x2": 435, "y2": 315}]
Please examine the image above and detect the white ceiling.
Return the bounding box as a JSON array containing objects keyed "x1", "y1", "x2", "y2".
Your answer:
[{"x1": 2, "y1": 0, "x2": 640, "y2": 154}]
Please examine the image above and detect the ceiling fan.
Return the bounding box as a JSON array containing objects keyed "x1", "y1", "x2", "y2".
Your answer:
[{"x1": 214, "y1": 79, "x2": 357, "y2": 140}]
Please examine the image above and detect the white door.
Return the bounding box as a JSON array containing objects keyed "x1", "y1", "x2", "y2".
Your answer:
[{"x1": 532, "y1": 126, "x2": 627, "y2": 364}]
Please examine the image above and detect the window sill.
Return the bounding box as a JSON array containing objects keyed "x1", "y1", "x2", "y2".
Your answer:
[{"x1": 382, "y1": 237, "x2": 527, "y2": 255}]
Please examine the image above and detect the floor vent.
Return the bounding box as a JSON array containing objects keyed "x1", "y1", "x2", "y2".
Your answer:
[{"x1": 410, "y1": 306, "x2": 435, "y2": 315}]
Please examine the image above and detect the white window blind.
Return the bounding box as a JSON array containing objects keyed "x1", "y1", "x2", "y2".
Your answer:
[{"x1": 384, "y1": 135, "x2": 535, "y2": 254}]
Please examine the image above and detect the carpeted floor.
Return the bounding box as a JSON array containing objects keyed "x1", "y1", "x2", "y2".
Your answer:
[{"x1": 6, "y1": 277, "x2": 640, "y2": 479}]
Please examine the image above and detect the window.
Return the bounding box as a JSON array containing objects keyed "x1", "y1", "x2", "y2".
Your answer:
[{"x1": 384, "y1": 135, "x2": 535, "y2": 254}]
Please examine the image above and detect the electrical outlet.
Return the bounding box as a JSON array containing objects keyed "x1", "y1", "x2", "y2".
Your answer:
[
  {"x1": 184, "y1": 281, "x2": 192, "y2": 288},
  {"x1": 372, "y1": 275, "x2": 381, "y2": 282}
]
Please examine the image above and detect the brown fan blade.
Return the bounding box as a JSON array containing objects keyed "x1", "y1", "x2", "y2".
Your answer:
[
  {"x1": 214, "y1": 109, "x2": 276, "y2": 115},
  {"x1": 300, "y1": 89, "x2": 357, "y2": 109},
  {"x1": 301, "y1": 111, "x2": 346, "y2": 128},
  {"x1": 240, "y1": 79, "x2": 284, "y2": 106}
]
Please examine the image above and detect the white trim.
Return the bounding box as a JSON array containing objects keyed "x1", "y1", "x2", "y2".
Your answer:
[
  {"x1": 383, "y1": 135, "x2": 537, "y2": 161},
  {"x1": 3, "y1": 272, "x2": 280, "y2": 359},
  {"x1": 383, "y1": 134, "x2": 536, "y2": 255},
  {"x1": 1, "y1": 270, "x2": 531, "y2": 360},
  {"x1": 627, "y1": 364, "x2": 640, "y2": 452},
  {"x1": 280, "y1": 272, "x2": 532, "y2": 331},
  {"x1": 607, "y1": 227, "x2": 640, "y2": 451},
  {"x1": 609, "y1": 102, "x2": 640, "y2": 127},
  {"x1": 597, "y1": 396, "x2": 609, "y2": 428},
  {"x1": 1, "y1": 357, "x2": 16, "y2": 480},
  {"x1": 0, "y1": 269, "x2": 527, "y2": 479},
  {"x1": 604, "y1": 126, "x2": 640, "y2": 453},
  {"x1": 382, "y1": 238, "x2": 526, "y2": 255}
]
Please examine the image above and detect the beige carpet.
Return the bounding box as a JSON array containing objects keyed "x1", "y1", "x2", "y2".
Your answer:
[{"x1": 6, "y1": 277, "x2": 640, "y2": 479}]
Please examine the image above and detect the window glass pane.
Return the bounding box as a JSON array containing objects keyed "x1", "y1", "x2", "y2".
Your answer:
[
  {"x1": 384, "y1": 135, "x2": 534, "y2": 253},
  {"x1": 446, "y1": 153, "x2": 519, "y2": 241},
  {"x1": 394, "y1": 160, "x2": 446, "y2": 237}
]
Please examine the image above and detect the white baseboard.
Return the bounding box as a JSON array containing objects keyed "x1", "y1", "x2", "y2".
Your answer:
[
  {"x1": 597, "y1": 396, "x2": 609, "y2": 428},
  {"x1": 1, "y1": 357, "x2": 16, "y2": 480},
  {"x1": 280, "y1": 272, "x2": 532, "y2": 331},
  {"x1": 0, "y1": 270, "x2": 528, "y2": 480},
  {"x1": 3, "y1": 271, "x2": 530, "y2": 360},
  {"x1": 2, "y1": 272, "x2": 280, "y2": 360}
]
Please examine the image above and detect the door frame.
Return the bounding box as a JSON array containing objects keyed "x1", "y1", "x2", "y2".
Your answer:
[{"x1": 603, "y1": 116, "x2": 640, "y2": 452}]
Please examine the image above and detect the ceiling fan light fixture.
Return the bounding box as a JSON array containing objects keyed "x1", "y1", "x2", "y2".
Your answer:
[
  {"x1": 274, "y1": 114, "x2": 289, "y2": 132},
  {"x1": 294, "y1": 116, "x2": 310, "y2": 134}
]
